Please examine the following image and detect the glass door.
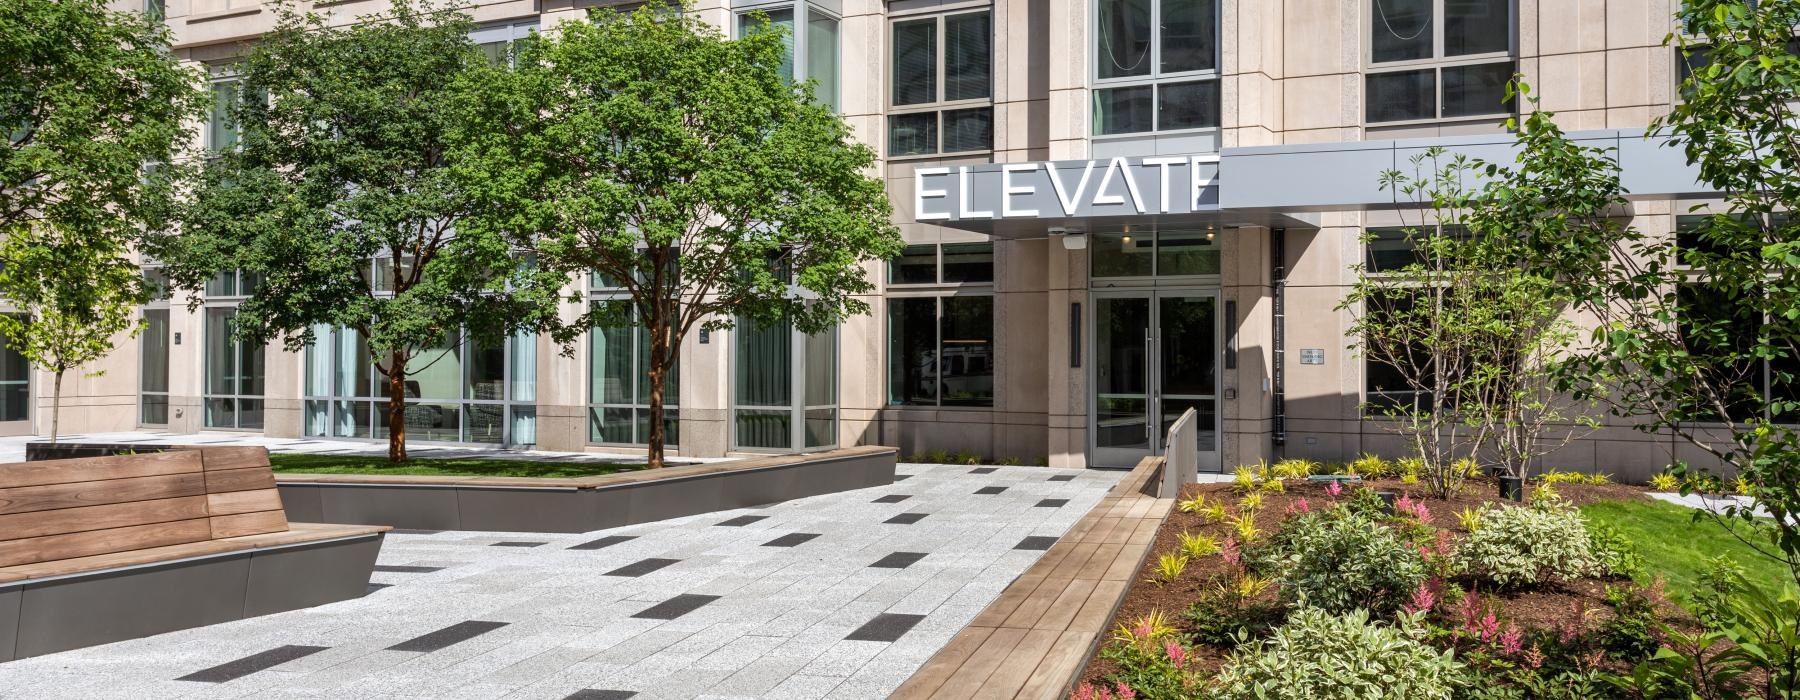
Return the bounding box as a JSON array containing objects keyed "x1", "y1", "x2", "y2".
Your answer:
[{"x1": 1089, "y1": 290, "x2": 1222, "y2": 469}]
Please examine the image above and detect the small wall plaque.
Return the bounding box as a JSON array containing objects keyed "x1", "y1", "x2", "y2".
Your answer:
[{"x1": 1299, "y1": 348, "x2": 1325, "y2": 365}]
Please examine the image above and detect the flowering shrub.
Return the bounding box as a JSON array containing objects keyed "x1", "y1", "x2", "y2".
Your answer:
[
  {"x1": 1456, "y1": 502, "x2": 1601, "y2": 587},
  {"x1": 1098, "y1": 612, "x2": 1202, "y2": 699},
  {"x1": 1254, "y1": 509, "x2": 1427, "y2": 614},
  {"x1": 1211, "y1": 608, "x2": 1468, "y2": 700}
]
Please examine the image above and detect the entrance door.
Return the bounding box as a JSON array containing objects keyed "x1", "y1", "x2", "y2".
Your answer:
[{"x1": 1090, "y1": 290, "x2": 1221, "y2": 470}]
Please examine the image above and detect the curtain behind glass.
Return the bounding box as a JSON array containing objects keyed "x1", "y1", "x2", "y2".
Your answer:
[
  {"x1": 510, "y1": 331, "x2": 537, "y2": 402},
  {"x1": 736, "y1": 316, "x2": 792, "y2": 407},
  {"x1": 0, "y1": 317, "x2": 27, "y2": 422},
  {"x1": 807, "y1": 13, "x2": 839, "y2": 111},
  {"x1": 1097, "y1": 0, "x2": 1152, "y2": 79},
  {"x1": 141, "y1": 311, "x2": 170, "y2": 393}
]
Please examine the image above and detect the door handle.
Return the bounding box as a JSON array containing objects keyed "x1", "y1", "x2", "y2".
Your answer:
[{"x1": 1145, "y1": 328, "x2": 1155, "y2": 445}]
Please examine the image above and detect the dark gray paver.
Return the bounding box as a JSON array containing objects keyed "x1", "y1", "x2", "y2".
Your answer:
[
  {"x1": 564, "y1": 691, "x2": 637, "y2": 700},
  {"x1": 716, "y1": 515, "x2": 768, "y2": 527},
  {"x1": 492, "y1": 541, "x2": 547, "y2": 548},
  {"x1": 604, "y1": 558, "x2": 680, "y2": 577},
  {"x1": 975, "y1": 486, "x2": 1007, "y2": 495},
  {"x1": 763, "y1": 533, "x2": 821, "y2": 547},
  {"x1": 1035, "y1": 499, "x2": 1070, "y2": 508},
  {"x1": 569, "y1": 535, "x2": 638, "y2": 550},
  {"x1": 872, "y1": 494, "x2": 911, "y2": 504},
  {"x1": 869, "y1": 552, "x2": 927, "y2": 569},
  {"x1": 1014, "y1": 536, "x2": 1059, "y2": 551},
  {"x1": 884, "y1": 512, "x2": 927, "y2": 525},
  {"x1": 387, "y1": 621, "x2": 509, "y2": 652},
  {"x1": 176, "y1": 645, "x2": 328, "y2": 683},
  {"x1": 845, "y1": 614, "x2": 927, "y2": 642},
  {"x1": 373, "y1": 565, "x2": 443, "y2": 573},
  {"x1": 968, "y1": 467, "x2": 997, "y2": 474},
  {"x1": 1048, "y1": 474, "x2": 1076, "y2": 482},
  {"x1": 632, "y1": 594, "x2": 722, "y2": 620}
]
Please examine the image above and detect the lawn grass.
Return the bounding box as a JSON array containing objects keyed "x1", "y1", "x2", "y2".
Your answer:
[
  {"x1": 1580, "y1": 497, "x2": 1792, "y2": 600},
  {"x1": 266, "y1": 452, "x2": 649, "y2": 478}
]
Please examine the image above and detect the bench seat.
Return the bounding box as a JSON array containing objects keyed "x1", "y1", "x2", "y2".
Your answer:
[{"x1": 0, "y1": 522, "x2": 388, "y2": 584}]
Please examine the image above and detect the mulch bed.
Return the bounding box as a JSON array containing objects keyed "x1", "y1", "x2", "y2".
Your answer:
[{"x1": 1079, "y1": 476, "x2": 1687, "y2": 686}]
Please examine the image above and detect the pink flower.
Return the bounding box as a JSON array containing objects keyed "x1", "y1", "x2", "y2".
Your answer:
[
  {"x1": 1285, "y1": 497, "x2": 1312, "y2": 515},
  {"x1": 1459, "y1": 593, "x2": 1484, "y2": 639},
  {"x1": 1434, "y1": 530, "x2": 1454, "y2": 558},
  {"x1": 1163, "y1": 639, "x2": 1188, "y2": 667},
  {"x1": 1478, "y1": 611, "x2": 1500, "y2": 644},
  {"x1": 1115, "y1": 683, "x2": 1136, "y2": 700},
  {"x1": 1132, "y1": 618, "x2": 1152, "y2": 641},
  {"x1": 1402, "y1": 581, "x2": 1438, "y2": 615},
  {"x1": 1498, "y1": 623, "x2": 1524, "y2": 655},
  {"x1": 1396, "y1": 492, "x2": 1432, "y2": 521},
  {"x1": 1072, "y1": 683, "x2": 1096, "y2": 700},
  {"x1": 1220, "y1": 536, "x2": 1241, "y2": 566},
  {"x1": 1325, "y1": 481, "x2": 1343, "y2": 498}
]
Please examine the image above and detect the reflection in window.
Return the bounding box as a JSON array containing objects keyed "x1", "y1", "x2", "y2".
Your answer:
[
  {"x1": 733, "y1": 313, "x2": 838, "y2": 451},
  {"x1": 1366, "y1": 0, "x2": 1514, "y2": 123},
  {"x1": 888, "y1": 243, "x2": 994, "y2": 285},
  {"x1": 739, "y1": 4, "x2": 840, "y2": 111},
  {"x1": 589, "y1": 302, "x2": 680, "y2": 446},
  {"x1": 0, "y1": 318, "x2": 28, "y2": 422},
  {"x1": 205, "y1": 308, "x2": 265, "y2": 429},
  {"x1": 303, "y1": 327, "x2": 537, "y2": 445},
  {"x1": 1093, "y1": 0, "x2": 1218, "y2": 135},
  {"x1": 1091, "y1": 228, "x2": 1218, "y2": 277},
  {"x1": 887, "y1": 10, "x2": 992, "y2": 155},
  {"x1": 140, "y1": 310, "x2": 169, "y2": 425}
]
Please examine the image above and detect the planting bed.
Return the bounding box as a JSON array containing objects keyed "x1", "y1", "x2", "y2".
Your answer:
[{"x1": 1075, "y1": 471, "x2": 1716, "y2": 698}]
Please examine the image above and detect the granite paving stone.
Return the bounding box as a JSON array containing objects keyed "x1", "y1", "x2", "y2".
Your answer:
[{"x1": 0, "y1": 436, "x2": 1119, "y2": 700}]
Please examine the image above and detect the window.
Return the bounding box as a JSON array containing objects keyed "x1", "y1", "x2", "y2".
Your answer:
[
  {"x1": 1676, "y1": 39, "x2": 1800, "y2": 98},
  {"x1": 588, "y1": 278, "x2": 680, "y2": 446},
  {"x1": 0, "y1": 317, "x2": 27, "y2": 423},
  {"x1": 886, "y1": 242, "x2": 994, "y2": 408},
  {"x1": 888, "y1": 10, "x2": 993, "y2": 156},
  {"x1": 140, "y1": 267, "x2": 170, "y2": 425},
  {"x1": 1360, "y1": 290, "x2": 1474, "y2": 412},
  {"x1": 145, "y1": 0, "x2": 164, "y2": 23},
  {"x1": 207, "y1": 76, "x2": 240, "y2": 152},
  {"x1": 887, "y1": 242, "x2": 994, "y2": 285},
  {"x1": 733, "y1": 314, "x2": 837, "y2": 450},
  {"x1": 472, "y1": 20, "x2": 537, "y2": 67},
  {"x1": 1089, "y1": 227, "x2": 1220, "y2": 278},
  {"x1": 204, "y1": 307, "x2": 264, "y2": 429},
  {"x1": 1092, "y1": 0, "x2": 1219, "y2": 135},
  {"x1": 1672, "y1": 215, "x2": 1800, "y2": 424},
  {"x1": 738, "y1": 3, "x2": 840, "y2": 112},
  {"x1": 304, "y1": 326, "x2": 539, "y2": 445},
  {"x1": 1366, "y1": 0, "x2": 1514, "y2": 123},
  {"x1": 1363, "y1": 225, "x2": 1472, "y2": 272}
]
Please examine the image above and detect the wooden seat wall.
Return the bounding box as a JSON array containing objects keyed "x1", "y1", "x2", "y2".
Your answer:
[{"x1": 0, "y1": 447, "x2": 290, "y2": 570}]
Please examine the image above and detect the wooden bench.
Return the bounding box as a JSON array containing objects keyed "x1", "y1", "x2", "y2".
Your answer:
[{"x1": 0, "y1": 447, "x2": 389, "y2": 662}]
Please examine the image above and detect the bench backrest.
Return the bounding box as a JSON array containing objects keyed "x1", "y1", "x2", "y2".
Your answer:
[{"x1": 0, "y1": 446, "x2": 289, "y2": 568}]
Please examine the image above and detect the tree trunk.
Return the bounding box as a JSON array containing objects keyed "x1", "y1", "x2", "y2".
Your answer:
[
  {"x1": 386, "y1": 351, "x2": 408, "y2": 463},
  {"x1": 49, "y1": 368, "x2": 62, "y2": 444},
  {"x1": 646, "y1": 328, "x2": 670, "y2": 470}
]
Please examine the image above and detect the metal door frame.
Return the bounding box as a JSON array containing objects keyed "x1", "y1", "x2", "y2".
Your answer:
[{"x1": 1086, "y1": 287, "x2": 1223, "y2": 469}]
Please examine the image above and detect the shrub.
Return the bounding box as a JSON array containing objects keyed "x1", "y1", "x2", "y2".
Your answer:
[
  {"x1": 1350, "y1": 453, "x2": 1392, "y2": 478},
  {"x1": 1177, "y1": 494, "x2": 1207, "y2": 514},
  {"x1": 1597, "y1": 584, "x2": 1662, "y2": 662},
  {"x1": 1255, "y1": 510, "x2": 1427, "y2": 614},
  {"x1": 1147, "y1": 553, "x2": 1188, "y2": 586},
  {"x1": 1186, "y1": 573, "x2": 1282, "y2": 645},
  {"x1": 1100, "y1": 613, "x2": 1203, "y2": 699},
  {"x1": 1178, "y1": 531, "x2": 1219, "y2": 558},
  {"x1": 1586, "y1": 520, "x2": 1646, "y2": 581},
  {"x1": 1648, "y1": 472, "x2": 1679, "y2": 491},
  {"x1": 1211, "y1": 608, "x2": 1467, "y2": 700},
  {"x1": 1456, "y1": 502, "x2": 1601, "y2": 587},
  {"x1": 1272, "y1": 458, "x2": 1319, "y2": 479},
  {"x1": 1343, "y1": 486, "x2": 1390, "y2": 520}
]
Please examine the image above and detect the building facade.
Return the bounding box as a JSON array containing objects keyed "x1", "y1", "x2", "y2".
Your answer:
[{"x1": 21, "y1": 0, "x2": 1726, "y2": 478}]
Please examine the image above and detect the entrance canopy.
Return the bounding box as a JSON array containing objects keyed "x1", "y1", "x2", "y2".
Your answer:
[{"x1": 915, "y1": 128, "x2": 1713, "y2": 235}]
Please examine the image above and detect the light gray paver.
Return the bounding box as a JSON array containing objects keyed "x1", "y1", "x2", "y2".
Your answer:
[{"x1": 0, "y1": 432, "x2": 1121, "y2": 699}]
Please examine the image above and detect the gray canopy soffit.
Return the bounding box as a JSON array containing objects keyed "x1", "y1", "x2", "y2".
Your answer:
[{"x1": 916, "y1": 128, "x2": 1712, "y2": 237}]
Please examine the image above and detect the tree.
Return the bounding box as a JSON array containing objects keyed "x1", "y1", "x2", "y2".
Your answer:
[
  {"x1": 0, "y1": 0, "x2": 200, "y2": 442},
  {"x1": 0, "y1": 227, "x2": 146, "y2": 442},
  {"x1": 1, "y1": 0, "x2": 202, "y2": 242},
  {"x1": 150, "y1": 0, "x2": 565, "y2": 463},
  {"x1": 455, "y1": 7, "x2": 901, "y2": 468},
  {"x1": 1527, "y1": 0, "x2": 1800, "y2": 593}
]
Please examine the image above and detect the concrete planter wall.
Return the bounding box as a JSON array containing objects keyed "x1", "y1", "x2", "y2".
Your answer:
[{"x1": 274, "y1": 446, "x2": 899, "y2": 533}]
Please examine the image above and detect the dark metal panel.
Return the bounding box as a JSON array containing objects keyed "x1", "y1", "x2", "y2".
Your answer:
[
  {"x1": 457, "y1": 490, "x2": 593, "y2": 533},
  {"x1": 0, "y1": 585, "x2": 18, "y2": 662},
  {"x1": 316, "y1": 485, "x2": 463, "y2": 530},
  {"x1": 14, "y1": 556, "x2": 251, "y2": 658},
  {"x1": 243, "y1": 536, "x2": 383, "y2": 617},
  {"x1": 276, "y1": 483, "x2": 325, "y2": 521}
]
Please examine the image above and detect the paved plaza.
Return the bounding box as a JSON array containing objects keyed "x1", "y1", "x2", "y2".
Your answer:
[{"x1": 0, "y1": 434, "x2": 1121, "y2": 699}]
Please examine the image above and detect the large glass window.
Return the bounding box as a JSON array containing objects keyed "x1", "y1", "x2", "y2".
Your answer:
[
  {"x1": 303, "y1": 326, "x2": 538, "y2": 445},
  {"x1": 206, "y1": 75, "x2": 240, "y2": 152},
  {"x1": 589, "y1": 301, "x2": 680, "y2": 447},
  {"x1": 738, "y1": 3, "x2": 840, "y2": 112},
  {"x1": 888, "y1": 242, "x2": 994, "y2": 285},
  {"x1": 1093, "y1": 0, "x2": 1218, "y2": 135},
  {"x1": 204, "y1": 307, "x2": 264, "y2": 429},
  {"x1": 140, "y1": 309, "x2": 169, "y2": 425},
  {"x1": 472, "y1": 20, "x2": 537, "y2": 67},
  {"x1": 733, "y1": 313, "x2": 837, "y2": 451},
  {"x1": 0, "y1": 317, "x2": 28, "y2": 423},
  {"x1": 1366, "y1": 0, "x2": 1514, "y2": 123},
  {"x1": 1090, "y1": 227, "x2": 1220, "y2": 278},
  {"x1": 888, "y1": 296, "x2": 994, "y2": 407},
  {"x1": 888, "y1": 10, "x2": 993, "y2": 156}
]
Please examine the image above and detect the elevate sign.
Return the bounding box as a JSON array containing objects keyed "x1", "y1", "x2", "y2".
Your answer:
[{"x1": 914, "y1": 156, "x2": 1221, "y2": 223}]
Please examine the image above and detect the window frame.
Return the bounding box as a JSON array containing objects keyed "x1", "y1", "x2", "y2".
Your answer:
[
  {"x1": 587, "y1": 276, "x2": 681, "y2": 448},
  {"x1": 139, "y1": 266, "x2": 171, "y2": 427},
  {"x1": 734, "y1": 0, "x2": 843, "y2": 112},
  {"x1": 885, "y1": 5, "x2": 996, "y2": 159},
  {"x1": 1086, "y1": 226, "x2": 1224, "y2": 281},
  {"x1": 1363, "y1": 0, "x2": 1517, "y2": 126},
  {"x1": 1089, "y1": 0, "x2": 1222, "y2": 137},
  {"x1": 884, "y1": 241, "x2": 997, "y2": 409}
]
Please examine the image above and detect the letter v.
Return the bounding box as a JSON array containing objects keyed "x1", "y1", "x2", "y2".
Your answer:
[{"x1": 1046, "y1": 161, "x2": 1096, "y2": 217}]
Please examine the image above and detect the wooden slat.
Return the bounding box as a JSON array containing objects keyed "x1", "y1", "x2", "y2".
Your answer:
[
  {"x1": 1074, "y1": 543, "x2": 1125, "y2": 581},
  {"x1": 0, "y1": 496, "x2": 211, "y2": 542},
  {"x1": 0, "y1": 523, "x2": 389, "y2": 582},
  {"x1": 0, "y1": 519, "x2": 214, "y2": 568},
  {"x1": 1013, "y1": 630, "x2": 1099, "y2": 700},
  {"x1": 204, "y1": 466, "x2": 276, "y2": 494},
  {"x1": 971, "y1": 628, "x2": 1061, "y2": 698},
  {"x1": 1069, "y1": 580, "x2": 1129, "y2": 631},
  {"x1": 1033, "y1": 579, "x2": 1099, "y2": 632},
  {"x1": 0, "y1": 451, "x2": 202, "y2": 489},
  {"x1": 183, "y1": 446, "x2": 271, "y2": 472},
  {"x1": 970, "y1": 571, "x2": 1050, "y2": 628},
  {"x1": 0, "y1": 472, "x2": 207, "y2": 516},
  {"x1": 205, "y1": 488, "x2": 283, "y2": 516},
  {"x1": 934, "y1": 627, "x2": 1030, "y2": 700},
  {"x1": 209, "y1": 510, "x2": 288, "y2": 539},
  {"x1": 890, "y1": 626, "x2": 997, "y2": 699}
]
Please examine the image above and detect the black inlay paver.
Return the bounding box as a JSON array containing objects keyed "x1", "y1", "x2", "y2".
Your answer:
[
  {"x1": 716, "y1": 515, "x2": 768, "y2": 527},
  {"x1": 884, "y1": 512, "x2": 928, "y2": 525},
  {"x1": 632, "y1": 594, "x2": 721, "y2": 620},
  {"x1": 1048, "y1": 474, "x2": 1076, "y2": 482},
  {"x1": 975, "y1": 486, "x2": 1007, "y2": 495},
  {"x1": 569, "y1": 535, "x2": 638, "y2": 551},
  {"x1": 1036, "y1": 499, "x2": 1070, "y2": 508},
  {"x1": 872, "y1": 494, "x2": 911, "y2": 504},
  {"x1": 763, "y1": 533, "x2": 821, "y2": 547},
  {"x1": 176, "y1": 645, "x2": 328, "y2": 683},
  {"x1": 605, "y1": 558, "x2": 681, "y2": 577},
  {"x1": 1015, "y1": 536, "x2": 1059, "y2": 550},
  {"x1": 373, "y1": 565, "x2": 443, "y2": 573},
  {"x1": 492, "y1": 541, "x2": 546, "y2": 548},
  {"x1": 387, "y1": 620, "x2": 509, "y2": 652},
  {"x1": 845, "y1": 613, "x2": 927, "y2": 642},
  {"x1": 564, "y1": 690, "x2": 637, "y2": 699},
  {"x1": 870, "y1": 552, "x2": 927, "y2": 569},
  {"x1": 968, "y1": 467, "x2": 997, "y2": 474}
]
